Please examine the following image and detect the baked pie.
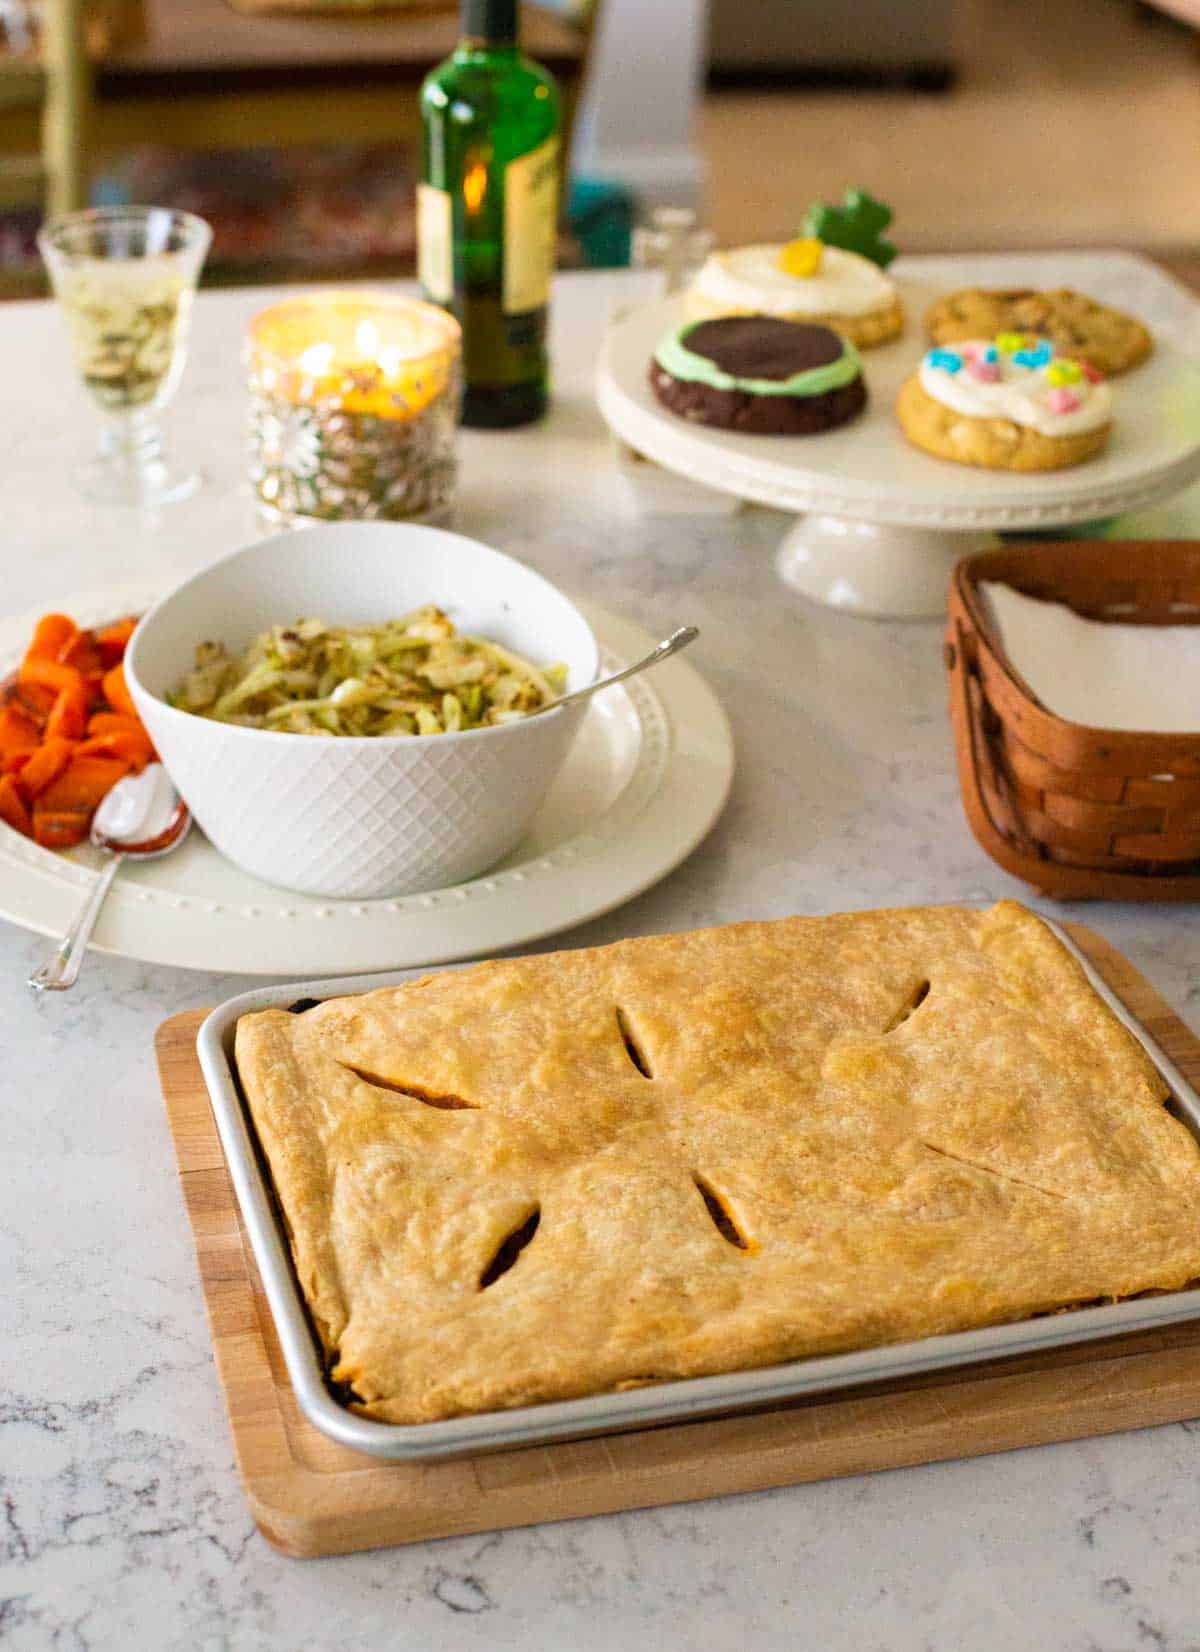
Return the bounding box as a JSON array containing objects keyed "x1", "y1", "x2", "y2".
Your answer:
[{"x1": 234, "y1": 900, "x2": 1200, "y2": 1424}]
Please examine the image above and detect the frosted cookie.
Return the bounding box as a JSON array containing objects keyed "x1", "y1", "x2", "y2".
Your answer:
[
  {"x1": 926, "y1": 288, "x2": 1152, "y2": 377},
  {"x1": 649, "y1": 316, "x2": 867, "y2": 435},
  {"x1": 896, "y1": 337, "x2": 1114, "y2": 471},
  {"x1": 686, "y1": 241, "x2": 904, "y2": 349}
]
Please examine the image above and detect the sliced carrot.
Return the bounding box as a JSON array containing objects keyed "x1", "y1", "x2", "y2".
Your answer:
[
  {"x1": 25, "y1": 613, "x2": 77, "y2": 662},
  {"x1": 3, "y1": 667, "x2": 54, "y2": 725},
  {"x1": 5, "y1": 616, "x2": 147, "y2": 850},
  {"x1": 101, "y1": 661, "x2": 137, "y2": 720},
  {"x1": 86, "y1": 711, "x2": 145, "y2": 739},
  {"x1": 0, "y1": 704, "x2": 40, "y2": 762},
  {"x1": 11, "y1": 679, "x2": 55, "y2": 726},
  {"x1": 31, "y1": 807, "x2": 89, "y2": 849},
  {"x1": 45, "y1": 684, "x2": 90, "y2": 743},
  {"x1": 0, "y1": 774, "x2": 32, "y2": 837},
  {"x1": 15, "y1": 737, "x2": 75, "y2": 801},
  {"x1": 59, "y1": 628, "x2": 105, "y2": 684},
  {"x1": 77, "y1": 729, "x2": 154, "y2": 770},
  {"x1": 95, "y1": 616, "x2": 138, "y2": 666},
  {"x1": 19, "y1": 655, "x2": 86, "y2": 700},
  {"x1": 37, "y1": 754, "x2": 130, "y2": 816}
]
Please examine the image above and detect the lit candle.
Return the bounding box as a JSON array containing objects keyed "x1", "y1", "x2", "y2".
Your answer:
[{"x1": 247, "y1": 291, "x2": 462, "y2": 522}]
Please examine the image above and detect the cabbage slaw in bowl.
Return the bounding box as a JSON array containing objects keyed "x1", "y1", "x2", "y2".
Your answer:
[{"x1": 168, "y1": 606, "x2": 568, "y2": 738}]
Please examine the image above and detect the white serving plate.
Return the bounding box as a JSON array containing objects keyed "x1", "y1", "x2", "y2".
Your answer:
[
  {"x1": 0, "y1": 592, "x2": 733, "y2": 975},
  {"x1": 596, "y1": 251, "x2": 1200, "y2": 617},
  {"x1": 196, "y1": 918, "x2": 1200, "y2": 1461}
]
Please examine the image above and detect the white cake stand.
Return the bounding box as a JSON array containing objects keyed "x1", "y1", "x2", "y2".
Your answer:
[{"x1": 596, "y1": 264, "x2": 1200, "y2": 620}]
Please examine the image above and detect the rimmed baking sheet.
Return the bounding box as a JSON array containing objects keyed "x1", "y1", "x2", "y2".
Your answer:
[{"x1": 195, "y1": 919, "x2": 1200, "y2": 1462}]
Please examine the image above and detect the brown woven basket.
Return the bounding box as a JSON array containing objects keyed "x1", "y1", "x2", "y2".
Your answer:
[{"x1": 946, "y1": 540, "x2": 1200, "y2": 901}]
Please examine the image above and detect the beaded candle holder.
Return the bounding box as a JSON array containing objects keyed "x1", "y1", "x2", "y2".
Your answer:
[{"x1": 248, "y1": 293, "x2": 461, "y2": 524}]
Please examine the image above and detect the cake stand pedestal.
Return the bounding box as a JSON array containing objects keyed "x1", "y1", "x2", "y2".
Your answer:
[
  {"x1": 596, "y1": 277, "x2": 1200, "y2": 621},
  {"x1": 774, "y1": 517, "x2": 998, "y2": 619}
]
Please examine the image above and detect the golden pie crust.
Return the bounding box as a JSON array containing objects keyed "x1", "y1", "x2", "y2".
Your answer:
[{"x1": 234, "y1": 901, "x2": 1200, "y2": 1424}]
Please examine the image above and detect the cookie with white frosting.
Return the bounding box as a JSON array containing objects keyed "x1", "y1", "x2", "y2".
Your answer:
[
  {"x1": 896, "y1": 336, "x2": 1114, "y2": 471},
  {"x1": 649, "y1": 316, "x2": 867, "y2": 435},
  {"x1": 686, "y1": 240, "x2": 904, "y2": 349}
]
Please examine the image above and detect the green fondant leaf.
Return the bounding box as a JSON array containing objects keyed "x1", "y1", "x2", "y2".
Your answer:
[{"x1": 802, "y1": 188, "x2": 898, "y2": 269}]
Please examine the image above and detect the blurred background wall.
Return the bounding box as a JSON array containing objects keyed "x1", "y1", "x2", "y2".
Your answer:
[{"x1": 0, "y1": 0, "x2": 1196, "y2": 292}]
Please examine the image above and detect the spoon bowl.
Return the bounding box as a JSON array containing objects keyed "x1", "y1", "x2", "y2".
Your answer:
[{"x1": 29, "y1": 764, "x2": 191, "y2": 993}]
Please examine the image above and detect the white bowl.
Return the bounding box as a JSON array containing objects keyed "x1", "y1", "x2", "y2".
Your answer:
[{"x1": 125, "y1": 523, "x2": 599, "y2": 899}]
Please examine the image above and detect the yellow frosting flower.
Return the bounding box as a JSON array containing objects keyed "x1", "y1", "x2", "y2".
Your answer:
[{"x1": 776, "y1": 238, "x2": 824, "y2": 279}]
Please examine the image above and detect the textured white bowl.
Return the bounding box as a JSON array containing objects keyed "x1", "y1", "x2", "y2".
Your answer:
[{"x1": 125, "y1": 524, "x2": 599, "y2": 898}]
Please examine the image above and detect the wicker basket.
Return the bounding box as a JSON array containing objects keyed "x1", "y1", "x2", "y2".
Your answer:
[{"x1": 946, "y1": 540, "x2": 1200, "y2": 901}]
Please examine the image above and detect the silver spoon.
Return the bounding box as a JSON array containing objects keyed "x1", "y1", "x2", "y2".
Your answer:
[
  {"x1": 542, "y1": 625, "x2": 699, "y2": 715},
  {"x1": 28, "y1": 763, "x2": 191, "y2": 993}
]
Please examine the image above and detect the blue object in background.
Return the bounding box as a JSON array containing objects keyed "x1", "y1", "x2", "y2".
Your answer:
[
  {"x1": 91, "y1": 175, "x2": 130, "y2": 208},
  {"x1": 567, "y1": 176, "x2": 634, "y2": 268}
]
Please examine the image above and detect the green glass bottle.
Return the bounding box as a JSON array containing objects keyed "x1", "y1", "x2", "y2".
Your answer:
[{"x1": 419, "y1": 0, "x2": 560, "y2": 428}]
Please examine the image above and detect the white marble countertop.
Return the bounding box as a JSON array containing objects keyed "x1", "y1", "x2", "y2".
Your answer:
[{"x1": 3, "y1": 268, "x2": 1200, "y2": 1651}]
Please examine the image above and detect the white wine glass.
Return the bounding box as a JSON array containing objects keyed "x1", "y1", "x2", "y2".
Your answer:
[{"x1": 38, "y1": 206, "x2": 212, "y2": 507}]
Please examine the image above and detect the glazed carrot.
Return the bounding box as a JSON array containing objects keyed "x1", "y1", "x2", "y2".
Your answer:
[
  {"x1": 11, "y1": 679, "x2": 55, "y2": 726},
  {"x1": 87, "y1": 711, "x2": 146, "y2": 739},
  {"x1": 19, "y1": 655, "x2": 86, "y2": 700},
  {"x1": 0, "y1": 704, "x2": 39, "y2": 762},
  {"x1": 31, "y1": 808, "x2": 89, "y2": 849},
  {"x1": 2, "y1": 668, "x2": 53, "y2": 727},
  {"x1": 59, "y1": 628, "x2": 105, "y2": 684},
  {"x1": 101, "y1": 661, "x2": 137, "y2": 720},
  {"x1": 77, "y1": 729, "x2": 154, "y2": 770},
  {"x1": 95, "y1": 617, "x2": 138, "y2": 665},
  {"x1": 15, "y1": 737, "x2": 75, "y2": 800},
  {"x1": 44, "y1": 685, "x2": 89, "y2": 743},
  {"x1": 37, "y1": 754, "x2": 130, "y2": 816},
  {"x1": 25, "y1": 613, "x2": 77, "y2": 662},
  {"x1": 0, "y1": 774, "x2": 32, "y2": 837},
  {"x1": 10, "y1": 616, "x2": 150, "y2": 849}
]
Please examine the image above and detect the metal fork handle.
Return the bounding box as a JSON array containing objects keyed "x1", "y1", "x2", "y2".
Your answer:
[{"x1": 28, "y1": 852, "x2": 124, "y2": 993}]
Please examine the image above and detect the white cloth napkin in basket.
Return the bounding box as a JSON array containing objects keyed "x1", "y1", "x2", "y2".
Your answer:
[{"x1": 980, "y1": 582, "x2": 1200, "y2": 735}]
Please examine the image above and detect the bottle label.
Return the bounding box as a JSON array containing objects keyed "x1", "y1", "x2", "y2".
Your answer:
[
  {"x1": 503, "y1": 135, "x2": 559, "y2": 315},
  {"x1": 417, "y1": 183, "x2": 453, "y2": 304}
]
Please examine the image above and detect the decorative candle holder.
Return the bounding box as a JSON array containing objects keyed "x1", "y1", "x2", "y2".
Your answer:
[{"x1": 247, "y1": 292, "x2": 461, "y2": 524}]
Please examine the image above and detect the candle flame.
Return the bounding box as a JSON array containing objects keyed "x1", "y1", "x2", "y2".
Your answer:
[
  {"x1": 252, "y1": 294, "x2": 460, "y2": 420},
  {"x1": 299, "y1": 341, "x2": 334, "y2": 377},
  {"x1": 463, "y1": 160, "x2": 487, "y2": 215}
]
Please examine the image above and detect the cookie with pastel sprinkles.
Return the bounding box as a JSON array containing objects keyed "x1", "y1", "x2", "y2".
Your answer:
[
  {"x1": 896, "y1": 335, "x2": 1114, "y2": 471},
  {"x1": 649, "y1": 316, "x2": 867, "y2": 435},
  {"x1": 925, "y1": 288, "x2": 1151, "y2": 377}
]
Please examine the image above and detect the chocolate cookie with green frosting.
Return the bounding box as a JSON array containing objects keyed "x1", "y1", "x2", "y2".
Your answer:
[{"x1": 648, "y1": 316, "x2": 867, "y2": 435}]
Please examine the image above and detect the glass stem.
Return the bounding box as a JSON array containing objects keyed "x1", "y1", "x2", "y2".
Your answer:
[{"x1": 99, "y1": 412, "x2": 167, "y2": 486}]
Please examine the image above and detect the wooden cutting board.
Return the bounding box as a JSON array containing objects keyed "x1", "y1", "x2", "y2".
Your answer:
[{"x1": 154, "y1": 924, "x2": 1200, "y2": 1559}]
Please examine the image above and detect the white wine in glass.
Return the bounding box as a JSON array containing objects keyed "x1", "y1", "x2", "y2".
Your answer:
[{"x1": 38, "y1": 206, "x2": 212, "y2": 508}]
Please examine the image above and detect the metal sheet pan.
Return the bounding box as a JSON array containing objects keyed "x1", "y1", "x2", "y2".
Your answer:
[{"x1": 195, "y1": 919, "x2": 1200, "y2": 1462}]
